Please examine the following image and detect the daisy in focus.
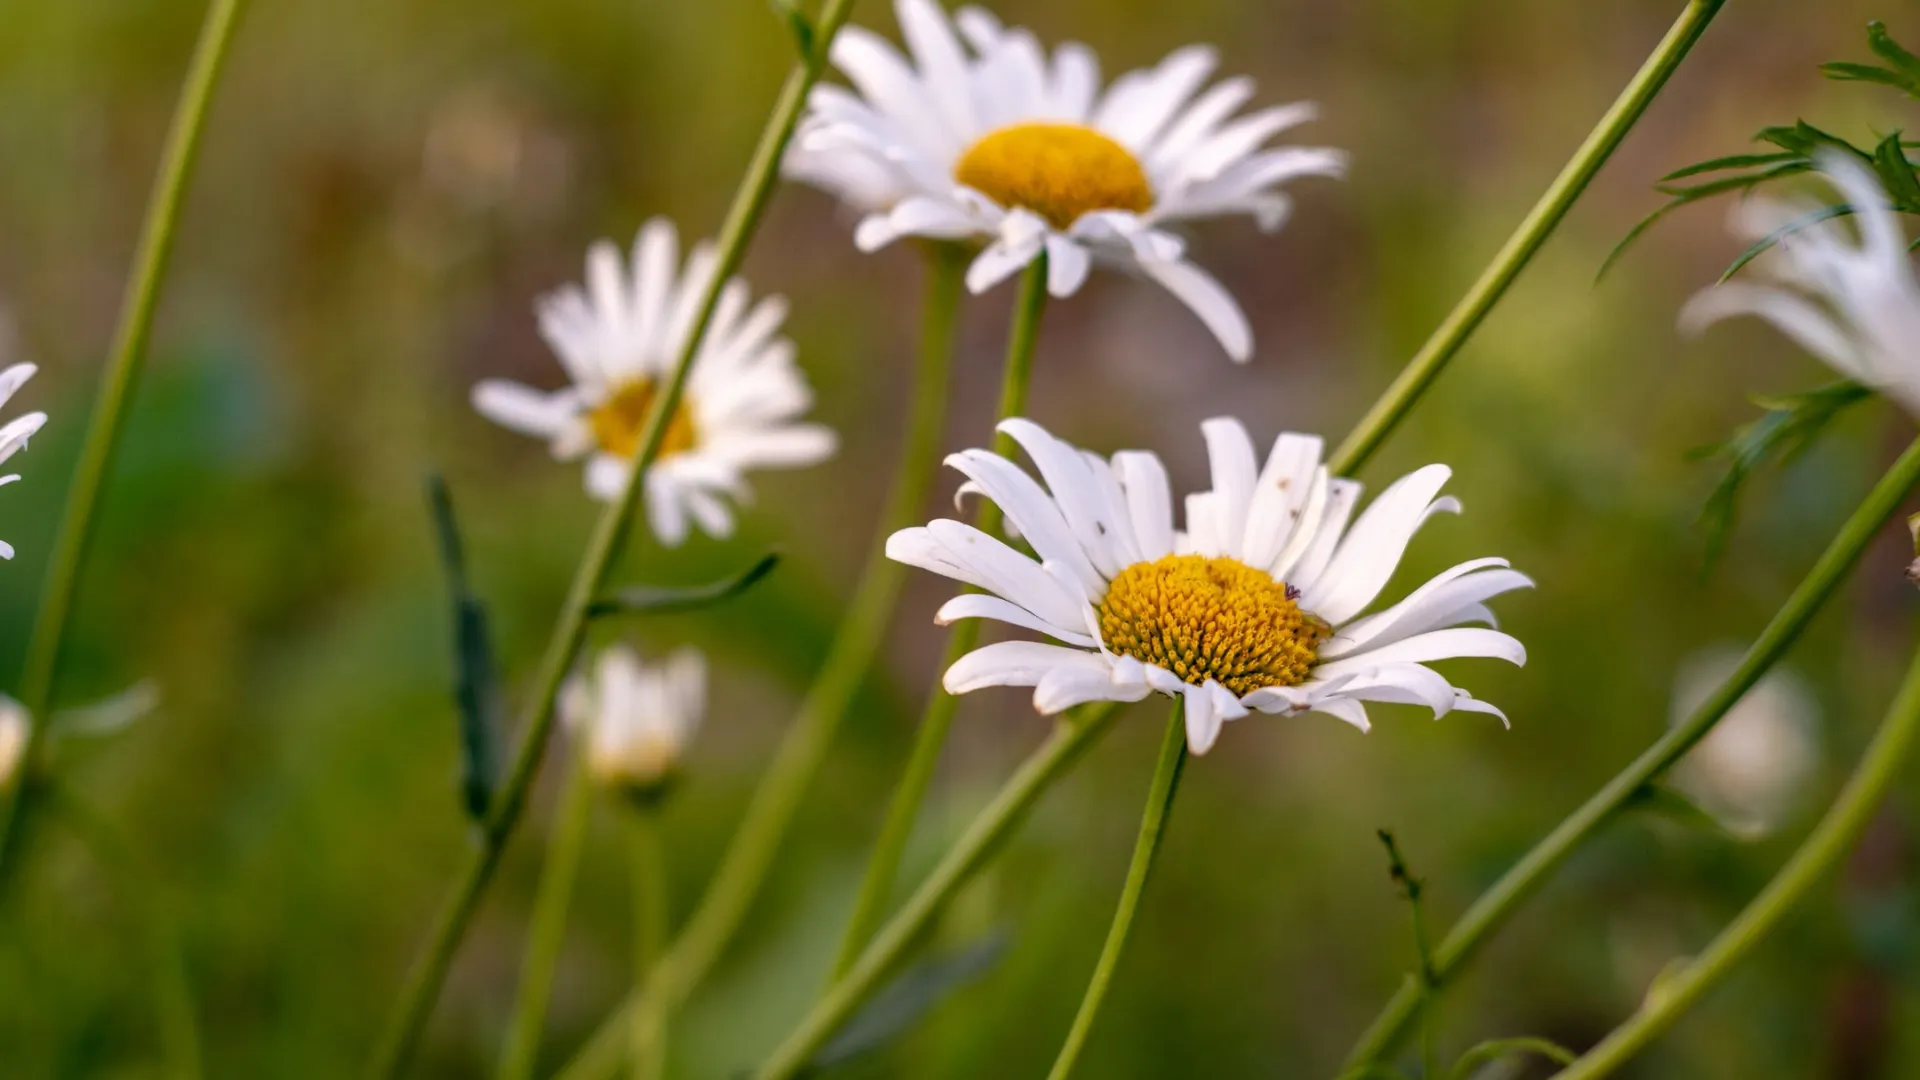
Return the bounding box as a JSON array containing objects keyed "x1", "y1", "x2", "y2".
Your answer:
[
  {"x1": 0, "y1": 362, "x2": 47, "y2": 560},
  {"x1": 562, "y1": 645, "x2": 705, "y2": 798},
  {"x1": 473, "y1": 218, "x2": 837, "y2": 545},
  {"x1": 1681, "y1": 153, "x2": 1920, "y2": 415},
  {"x1": 887, "y1": 418, "x2": 1529, "y2": 754},
  {"x1": 786, "y1": 0, "x2": 1346, "y2": 362}
]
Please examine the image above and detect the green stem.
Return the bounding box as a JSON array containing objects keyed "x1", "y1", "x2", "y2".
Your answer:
[
  {"x1": 831, "y1": 254, "x2": 1049, "y2": 976},
  {"x1": 627, "y1": 807, "x2": 669, "y2": 1080},
  {"x1": 1342, "y1": 434, "x2": 1920, "y2": 1069},
  {"x1": 0, "y1": 0, "x2": 249, "y2": 884},
  {"x1": 1046, "y1": 704, "x2": 1187, "y2": 1080},
  {"x1": 1327, "y1": 0, "x2": 1724, "y2": 478},
  {"x1": 753, "y1": 701, "x2": 1119, "y2": 1080},
  {"x1": 497, "y1": 754, "x2": 596, "y2": 1080},
  {"x1": 365, "y1": 2, "x2": 861, "y2": 1073},
  {"x1": 1555, "y1": 642, "x2": 1920, "y2": 1080},
  {"x1": 555, "y1": 702, "x2": 1121, "y2": 1080},
  {"x1": 619, "y1": 240, "x2": 968, "y2": 1017}
]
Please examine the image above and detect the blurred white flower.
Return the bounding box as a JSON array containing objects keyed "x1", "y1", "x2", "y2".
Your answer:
[
  {"x1": 561, "y1": 645, "x2": 705, "y2": 796},
  {"x1": 0, "y1": 362, "x2": 47, "y2": 559},
  {"x1": 1681, "y1": 153, "x2": 1920, "y2": 415},
  {"x1": 473, "y1": 218, "x2": 837, "y2": 545},
  {"x1": 0, "y1": 696, "x2": 26, "y2": 789},
  {"x1": 887, "y1": 417, "x2": 1529, "y2": 754},
  {"x1": 1669, "y1": 647, "x2": 1820, "y2": 839},
  {"x1": 786, "y1": 0, "x2": 1345, "y2": 362}
]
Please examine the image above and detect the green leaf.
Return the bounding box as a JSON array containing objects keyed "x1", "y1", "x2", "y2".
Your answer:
[
  {"x1": 1823, "y1": 22, "x2": 1920, "y2": 98},
  {"x1": 768, "y1": 0, "x2": 815, "y2": 56},
  {"x1": 1447, "y1": 1036, "x2": 1577, "y2": 1079},
  {"x1": 1691, "y1": 381, "x2": 1874, "y2": 567},
  {"x1": 1717, "y1": 203, "x2": 1855, "y2": 283},
  {"x1": 588, "y1": 551, "x2": 781, "y2": 618},
  {"x1": 426, "y1": 474, "x2": 505, "y2": 823},
  {"x1": 806, "y1": 931, "x2": 1007, "y2": 1070},
  {"x1": 1871, "y1": 131, "x2": 1920, "y2": 208},
  {"x1": 1659, "y1": 150, "x2": 1801, "y2": 182},
  {"x1": 1623, "y1": 782, "x2": 1734, "y2": 838}
]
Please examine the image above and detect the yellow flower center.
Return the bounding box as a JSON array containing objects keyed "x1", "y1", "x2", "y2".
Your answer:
[
  {"x1": 953, "y1": 123, "x2": 1154, "y2": 230},
  {"x1": 1096, "y1": 554, "x2": 1328, "y2": 697},
  {"x1": 588, "y1": 379, "x2": 699, "y2": 460}
]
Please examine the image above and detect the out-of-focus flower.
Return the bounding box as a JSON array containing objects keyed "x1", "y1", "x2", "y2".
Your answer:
[
  {"x1": 1682, "y1": 153, "x2": 1920, "y2": 416},
  {"x1": 786, "y1": 0, "x2": 1345, "y2": 362},
  {"x1": 561, "y1": 645, "x2": 705, "y2": 798},
  {"x1": 1670, "y1": 648, "x2": 1820, "y2": 839},
  {"x1": 887, "y1": 417, "x2": 1529, "y2": 754},
  {"x1": 472, "y1": 218, "x2": 837, "y2": 545},
  {"x1": 0, "y1": 362, "x2": 47, "y2": 560},
  {"x1": 0, "y1": 697, "x2": 26, "y2": 789}
]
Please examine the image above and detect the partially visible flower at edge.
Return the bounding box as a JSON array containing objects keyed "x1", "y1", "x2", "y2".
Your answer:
[
  {"x1": 561, "y1": 645, "x2": 706, "y2": 799},
  {"x1": 1681, "y1": 152, "x2": 1920, "y2": 416},
  {"x1": 887, "y1": 417, "x2": 1530, "y2": 754},
  {"x1": 785, "y1": 0, "x2": 1346, "y2": 362},
  {"x1": 0, "y1": 362, "x2": 47, "y2": 559},
  {"x1": 0, "y1": 697, "x2": 26, "y2": 789},
  {"x1": 472, "y1": 218, "x2": 837, "y2": 546},
  {"x1": 1669, "y1": 647, "x2": 1820, "y2": 839}
]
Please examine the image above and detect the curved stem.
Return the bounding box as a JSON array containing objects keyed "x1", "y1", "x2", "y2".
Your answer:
[
  {"x1": 1342, "y1": 434, "x2": 1920, "y2": 1069},
  {"x1": 627, "y1": 241, "x2": 970, "y2": 1029},
  {"x1": 0, "y1": 0, "x2": 249, "y2": 884},
  {"x1": 1328, "y1": 0, "x2": 1724, "y2": 478},
  {"x1": 1046, "y1": 703, "x2": 1187, "y2": 1080},
  {"x1": 1555, "y1": 642, "x2": 1920, "y2": 1079},
  {"x1": 627, "y1": 807, "x2": 669, "y2": 1080},
  {"x1": 831, "y1": 254, "x2": 1049, "y2": 976},
  {"x1": 497, "y1": 755, "x2": 595, "y2": 1080},
  {"x1": 365, "y1": 4, "x2": 861, "y2": 1073}
]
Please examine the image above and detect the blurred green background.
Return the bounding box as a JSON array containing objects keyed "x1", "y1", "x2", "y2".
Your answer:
[{"x1": 2, "y1": 0, "x2": 1919, "y2": 1076}]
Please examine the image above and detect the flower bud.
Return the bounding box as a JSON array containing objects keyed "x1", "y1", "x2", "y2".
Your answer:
[{"x1": 561, "y1": 645, "x2": 705, "y2": 802}]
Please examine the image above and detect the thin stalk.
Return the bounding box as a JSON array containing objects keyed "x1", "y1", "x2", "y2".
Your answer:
[
  {"x1": 1555, "y1": 643, "x2": 1920, "y2": 1080},
  {"x1": 624, "y1": 239, "x2": 970, "y2": 1034},
  {"x1": 831, "y1": 254, "x2": 1050, "y2": 976},
  {"x1": 366, "y1": 3, "x2": 861, "y2": 1073},
  {"x1": 497, "y1": 755, "x2": 596, "y2": 1080},
  {"x1": 0, "y1": 0, "x2": 249, "y2": 882},
  {"x1": 627, "y1": 807, "x2": 669, "y2": 1080},
  {"x1": 556, "y1": 702, "x2": 1122, "y2": 1080},
  {"x1": 1328, "y1": 0, "x2": 1725, "y2": 477},
  {"x1": 1343, "y1": 434, "x2": 1920, "y2": 1069},
  {"x1": 754, "y1": 701, "x2": 1120, "y2": 1080},
  {"x1": 1045, "y1": 704, "x2": 1187, "y2": 1080}
]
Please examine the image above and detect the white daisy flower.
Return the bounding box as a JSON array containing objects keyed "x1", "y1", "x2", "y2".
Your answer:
[
  {"x1": 1681, "y1": 153, "x2": 1920, "y2": 416},
  {"x1": 886, "y1": 418, "x2": 1530, "y2": 754},
  {"x1": 561, "y1": 645, "x2": 705, "y2": 796},
  {"x1": 472, "y1": 218, "x2": 837, "y2": 545},
  {"x1": 0, "y1": 363, "x2": 47, "y2": 560},
  {"x1": 786, "y1": 0, "x2": 1346, "y2": 362},
  {"x1": 0, "y1": 696, "x2": 25, "y2": 789}
]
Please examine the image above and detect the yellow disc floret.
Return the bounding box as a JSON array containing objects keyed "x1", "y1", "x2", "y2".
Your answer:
[
  {"x1": 588, "y1": 379, "x2": 699, "y2": 460},
  {"x1": 953, "y1": 123, "x2": 1154, "y2": 230},
  {"x1": 1097, "y1": 554, "x2": 1328, "y2": 696}
]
